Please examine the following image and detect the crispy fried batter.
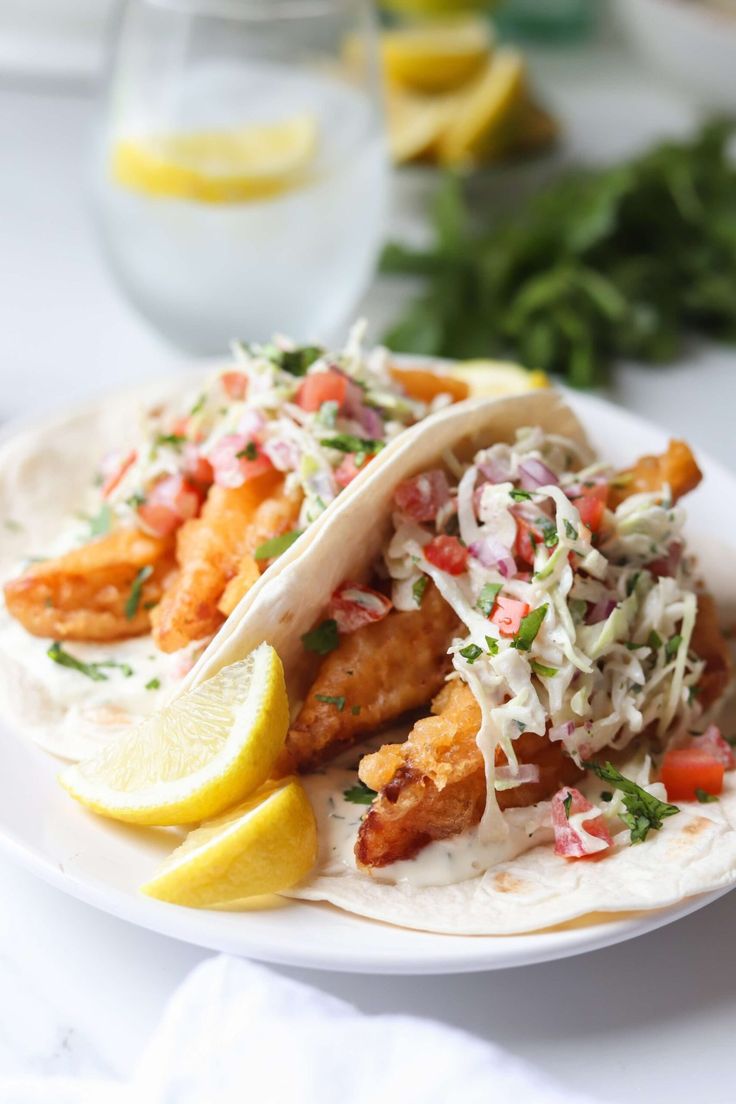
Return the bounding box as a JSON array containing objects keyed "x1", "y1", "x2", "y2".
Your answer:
[
  {"x1": 151, "y1": 470, "x2": 283, "y2": 653},
  {"x1": 218, "y1": 483, "x2": 303, "y2": 617},
  {"x1": 281, "y1": 584, "x2": 461, "y2": 773},
  {"x1": 692, "y1": 591, "x2": 732, "y2": 708},
  {"x1": 3, "y1": 529, "x2": 174, "y2": 642},
  {"x1": 389, "y1": 364, "x2": 469, "y2": 405},
  {"x1": 609, "y1": 439, "x2": 702, "y2": 508},
  {"x1": 356, "y1": 681, "x2": 582, "y2": 868}
]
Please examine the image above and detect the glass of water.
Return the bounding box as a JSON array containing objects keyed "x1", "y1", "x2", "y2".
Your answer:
[{"x1": 94, "y1": 0, "x2": 389, "y2": 353}]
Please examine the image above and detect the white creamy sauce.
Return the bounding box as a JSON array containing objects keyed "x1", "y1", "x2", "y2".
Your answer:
[{"x1": 302, "y1": 767, "x2": 554, "y2": 889}]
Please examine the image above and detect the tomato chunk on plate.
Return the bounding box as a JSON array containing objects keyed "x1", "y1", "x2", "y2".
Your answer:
[{"x1": 660, "y1": 748, "x2": 724, "y2": 802}]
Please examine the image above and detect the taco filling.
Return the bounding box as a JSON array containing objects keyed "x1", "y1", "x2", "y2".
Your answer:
[{"x1": 286, "y1": 425, "x2": 730, "y2": 881}]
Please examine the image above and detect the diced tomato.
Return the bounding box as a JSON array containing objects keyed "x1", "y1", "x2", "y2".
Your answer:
[
  {"x1": 328, "y1": 582, "x2": 393, "y2": 634},
  {"x1": 660, "y1": 747, "x2": 725, "y2": 802},
  {"x1": 569, "y1": 482, "x2": 608, "y2": 533},
  {"x1": 295, "y1": 370, "x2": 348, "y2": 413},
  {"x1": 514, "y1": 518, "x2": 543, "y2": 566},
  {"x1": 137, "y1": 474, "x2": 204, "y2": 537},
  {"x1": 551, "y1": 787, "x2": 613, "y2": 859},
  {"x1": 182, "y1": 444, "x2": 214, "y2": 488},
  {"x1": 691, "y1": 725, "x2": 735, "y2": 770},
  {"x1": 209, "y1": 434, "x2": 274, "y2": 489},
  {"x1": 394, "y1": 470, "x2": 450, "y2": 522},
  {"x1": 221, "y1": 371, "x2": 248, "y2": 401},
  {"x1": 334, "y1": 452, "x2": 377, "y2": 489},
  {"x1": 101, "y1": 449, "x2": 136, "y2": 498},
  {"x1": 424, "y1": 535, "x2": 468, "y2": 576},
  {"x1": 490, "y1": 595, "x2": 530, "y2": 637}
]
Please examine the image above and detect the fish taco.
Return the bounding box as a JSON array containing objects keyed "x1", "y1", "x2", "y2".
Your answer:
[{"x1": 180, "y1": 389, "x2": 736, "y2": 934}]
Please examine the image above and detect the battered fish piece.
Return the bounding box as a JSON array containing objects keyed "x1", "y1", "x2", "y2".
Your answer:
[
  {"x1": 282, "y1": 584, "x2": 461, "y2": 772},
  {"x1": 3, "y1": 529, "x2": 174, "y2": 642},
  {"x1": 152, "y1": 469, "x2": 283, "y2": 653},
  {"x1": 692, "y1": 591, "x2": 732, "y2": 709},
  {"x1": 355, "y1": 681, "x2": 582, "y2": 868},
  {"x1": 609, "y1": 439, "x2": 701, "y2": 508}
]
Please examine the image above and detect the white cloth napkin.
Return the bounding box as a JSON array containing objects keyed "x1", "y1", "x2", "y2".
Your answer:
[{"x1": 2, "y1": 955, "x2": 607, "y2": 1104}]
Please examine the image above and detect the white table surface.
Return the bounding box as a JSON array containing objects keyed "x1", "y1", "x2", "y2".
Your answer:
[{"x1": 2, "y1": 40, "x2": 736, "y2": 1102}]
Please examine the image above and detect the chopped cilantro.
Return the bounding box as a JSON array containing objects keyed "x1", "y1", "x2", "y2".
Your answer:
[
  {"x1": 276, "y1": 345, "x2": 323, "y2": 376},
  {"x1": 412, "y1": 576, "x2": 428, "y2": 607},
  {"x1": 320, "y1": 435, "x2": 386, "y2": 467},
  {"x1": 315, "y1": 693, "x2": 346, "y2": 711},
  {"x1": 190, "y1": 393, "x2": 206, "y2": 416},
  {"x1": 562, "y1": 792, "x2": 572, "y2": 818},
  {"x1": 343, "y1": 781, "x2": 377, "y2": 805},
  {"x1": 88, "y1": 504, "x2": 112, "y2": 538},
  {"x1": 301, "y1": 619, "x2": 339, "y2": 656},
  {"x1": 514, "y1": 719, "x2": 527, "y2": 732},
  {"x1": 695, "y1": 788, "x2": 718, "y2": 804},
  {"x1": 624, "y1": 641, "x2": 642, "y2": 651},
  {"x1": 485, "y1": 635, "x2": 499, "y2": 656},
  {"x1": 585, "y1": 760, "x2": 679, "y2": 843},
  {"x1": 145, "y1": 677, "x2": 161, "y2": 691},
  {"x1": 47, "y1": 642, "x2": 133, "y2": 682},
  {"x1": 531, "y1": 660, "x2": 558, "y2": 678},
  {"x1": 626, "y1": 572, "x2": 641, "y2": 597},
  {"x1": 154, "y1": 433, "x2": 186, "y2": 449},
  {"x1": 317, "y1": 400, "x2": 338, "y2": 429},
  {"x1": 666, "y1": 633, "x2": 683, "y2": 658},
  {"x1": 254, "y1": 529, "x2": 303, "y2": 561},
  {"x1": 126, "y1": 491, "x2": 146, "y2": 509},
  {"x1": 477, "y1": 581, "x2": 502, "y2": 616},
  {"x1": 647, "y1": 629, "x2": 663, "y2": 650},
  {"x1": 459, "y1": 643, "x2": 483, "y2": 664},
  {"x1": 564, "y1": 519, "x2": 578, "y2": 541},
  {"x1": 124, "y1": 565, "x2": 153, "y2": 621},
  {"x1": 236, "y1": 441, "x2": 258, "y2": 460},
  {"x1": 512, "y1": 604, "x2": 548, "y2": 651},
  {"x1": 510, "y1": 489, "x2": 532, "y2": 502},
  {"x1": 540, "y1": 521, "x2": 559, "y2": 548},
  {"x1": 569, "y1": 598, "x2": 587, "y2": 624}
]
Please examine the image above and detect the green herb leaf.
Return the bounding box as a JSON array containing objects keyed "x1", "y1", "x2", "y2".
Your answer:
[
  {"x1": 315, "y1": 693, "x2": 345, "y2": 711},
  {"x1": 319, "y1": 435, "x2": 386, "y2": 466},
  {"x1": 584, "y1": 760, "x2": 679, "y2": 842},
  {"x1": 626, "y1": 572, "x2": 641, "y2": 597},
  {"x1": 145, "y1": 677, "x2": 161, "y2": 691},
  {"x1": 531, "y1": 660, "x2": 558, "y2": 678},
  {"x1": 412, "y1": 576, "x2": 428, "y2": 607},
  {"x1": 459, "y1": 643, "x2": 483, "y2": 664},
  {"x1": 510, "y1": 489, "x2": 532, "y2": 502},
  {"x1": 541, "y1": 522, "x2": 559, "y2": 548},
  {"x1": 236, "y1": 441, "x2": 258, "y2": 460},
  {"x1": 154, "y1": 433, "x2": 186, "y2": 449},
  {"x1": 343, "y1": 781, "x2": 377, "y2": 805},
  {"x1": 301, "y1": 619, "x2": 340, "y2": 656},
  {"x1": 124, "y1": 565, "x2": 153, "y2": 621},
  {"x1": 666, "y1": 633, "x2": 683, "y2": 658},
  {"x1": 485, "y1": 635, "x2": 499, "y2": 656},
  {"x1": 695, "y1": 787, "x2": 718, "y2": 804},
  {"x1": 512, "y1": 604, "x2": 548, "y2": 651},
  {"x1": 647, "y1": 629, "x2": 663, "y2": 650},
  {"x1": 477, "y1": 581, "x2": 502, "y2": 616},
  {"x1": 47, "y1": 642, "x2": 133, "y2": 682},
  {"x1": 564, "y1": 519, "x2": 579, "y2": 541},
  {"x1": 563, "y1": 792, "x2": 572, "y2": 818},
  {"x1": 88, "y1": 504, "x2": 112, "y2": 538},
  {"x1": 254, "y1": 530, "x2": 303, "y2": 562},
  {"x1": 276, "y1": 345, "x2": 323, "y2": 376},
  {"x1": 190, "y1": 394, "x2": 206, "y2": 416}
]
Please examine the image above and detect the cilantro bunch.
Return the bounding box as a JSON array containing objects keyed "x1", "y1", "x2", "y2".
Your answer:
[{"x1": 382, "y1": 121, "x2": 736, "y2": 387}]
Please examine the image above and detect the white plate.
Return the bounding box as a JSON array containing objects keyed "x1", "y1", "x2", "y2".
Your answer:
[{"x1": 0, "y1": 387, "x2": 734, "y2": 974}]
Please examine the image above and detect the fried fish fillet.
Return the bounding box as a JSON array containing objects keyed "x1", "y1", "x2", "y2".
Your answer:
[
  {"x1": 151, "y1": 470, "x2": 283, "y2": 653},
  {"x1": 692, "y1": 591, "x2": 732, "y2": 709},
  {"x1": 609, "y1": 439, "x2": 702, "y2": 508},
  {"x1": 282, "y1": 583, "x2": 461, "y2": 773},
  {"x1": 355, "y1": 680, "x2": 583, "y2": 868},
  {"x1": 3, "y1": 529, "x2": 174, "y2": 642}
]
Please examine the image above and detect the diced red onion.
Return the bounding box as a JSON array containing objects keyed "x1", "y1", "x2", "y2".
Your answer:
[
  {"x1": 519, "y1": 457, "x2": 559, "y2": 490},
  {"x1": 355, "y1": 403, "x2": 384, "y2": 438},
  {"x1": 549, "y1": 720, "x2": 575, "y2": 743},
  {"x1": 477, "y1": 458, "x2": 512, "y2": 484},
  {"x1": 648, "y1": 540, "x2": 683, "y2": 578},
  {"x1": 469, "y1": 536, "x2": 517, "y2": 579},
  {"x1": 263, "y1": 437, "x2": 300, "y2": 472},
  {"x1": 691, "y1": 725, "x2": 735, "y2": 769},
  {"x1": 586, "y1": 597, "x2": 617, "y2": 625},
  {"x1": 496, "y1": 764, "x2": 540, "y2": 785}
]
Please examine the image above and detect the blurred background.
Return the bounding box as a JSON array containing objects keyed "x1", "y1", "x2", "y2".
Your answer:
[{"x1": 2, "y1": 0, "x2": 736, "y2": 458}]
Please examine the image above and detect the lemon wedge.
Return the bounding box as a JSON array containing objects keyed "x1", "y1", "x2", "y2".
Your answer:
[
  {"x1": 382, "y1": 18, "x2": 492, "y2": 93},
  {"x1": 60, "y1": 644, "x2": 289, "y2": 826},
  {"x1": 111, "y1": 115, "x2": 319, "y2": 204},
  {"x1": 386, "y1": 86, "x2": 455, "y2": 164},
  {"x1": 141, "y1": 778, "x2": 317, "y2": 908},
  {"x1": 453, "y1": 360, "x2": 549, "y2": 397},
  {"x1": 437, "y1": 50, "x2": 526, "y2": 166}
]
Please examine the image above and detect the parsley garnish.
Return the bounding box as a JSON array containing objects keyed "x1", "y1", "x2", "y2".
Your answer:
[
  {"x1": 412, "y1": 576, "x2": 428, "y2": 607},
  {"x1": 236, "y1": 441, "x2": 258, "y2": 460},
  {"x1": 510, "y1": 489, "x2": 532, "y2": 502},
  {"x1": 124, "y1": 565, "x2": 153, "y2": 621},
  {"x1": 315, "y1": 693, "x2": 346, "y2": 712},
  {"x1": 145, "y1": 677, "x2": 161, "y2": 691},
  {"x1": 320, "y1": 435, "x2": 386, "y2": 467},
  {"x1": 512, "y1": 604, "x2": 548, "y2": 651},
  {"x1": 459, "y1": 643, "x2": 483, "y2": 664},
  {"x1": 47, "y1": 642, "x2": 133, "y2": 682},
  {"x1": 254, "y1": 529, "x2": 303, "y2": 561},
  {"x1": 154, "y1": 433, "x2": 186, "y2": 449},
  {"x1": 564, "y1": 519, "x2": 579, "y2": 541},
  {"x1": 563, "y1": 792, "x2": 572, "y2": 818},
  {"x1": 695, "y1": 788, "x2": 718, "y2": 804},
  {"x1": 477, "y1": 581, "x2": 502, "y2": 616},
  {"x1": 585, "y1": 761, "x2": 679, "y2": 843},
  {"x1": 666, "y1": 633, "x2": 683, "y2": 658},
  {"x1": 531, "y1": 660, "x2": 558, "y2": 678},
  {"x1": 276, "y1": 345, "x2": 323, "y2": 376},
  {"x1": 343, "y1": 781, "x2": 377, "y2": 805},
  {"x1": 301, "y1": 619, "x2": 340, "y2": 656},
  {"x1": 88, "y1": 504, "x2": 112, "y2": 538}
]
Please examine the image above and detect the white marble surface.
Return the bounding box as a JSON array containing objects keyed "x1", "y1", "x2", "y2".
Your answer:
[{"x1": 2, "y1": 37, "x2": 736, "y2": 1103}]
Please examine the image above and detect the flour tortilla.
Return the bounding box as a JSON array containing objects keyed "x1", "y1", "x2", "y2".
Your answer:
[{"x1": 182, "y1": 389, "x2": 736, "y2": 936}]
